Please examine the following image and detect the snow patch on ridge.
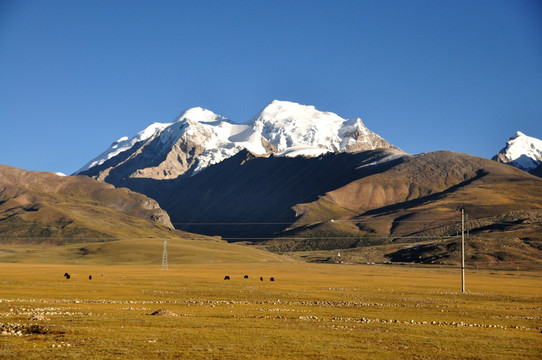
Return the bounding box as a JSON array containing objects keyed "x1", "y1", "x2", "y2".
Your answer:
[
  {"x1": 357, "y1": 150, "x2": 408, "y2": 169},
  {"x1": 277, "y1": 146, "x2": 330, "y2": 158}
]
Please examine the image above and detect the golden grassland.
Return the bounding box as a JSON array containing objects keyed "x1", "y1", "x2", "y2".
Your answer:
[
  {"x1": 0, "y1": 261, "x2": 541, "y2": 359},
  {"x1": 0, "y1": 238, "x2": 290, "y2": 265}
]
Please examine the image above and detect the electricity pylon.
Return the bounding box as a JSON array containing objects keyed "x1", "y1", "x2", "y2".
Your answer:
[{"x1": 162, "y1": 238, "x2": 168, "y2": 270}]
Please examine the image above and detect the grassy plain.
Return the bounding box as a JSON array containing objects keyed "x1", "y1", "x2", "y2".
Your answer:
[
  {"x1": 0, "y1": 238, "x2": 289, "y2": 265},
  {"x1": 1, "y1": 262, "x2": 541, "y2": 359}
]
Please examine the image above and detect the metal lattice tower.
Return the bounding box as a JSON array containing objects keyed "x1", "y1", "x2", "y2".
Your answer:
[{"x1": 161, "y1": 238, "x2": 168, "y2": 270}]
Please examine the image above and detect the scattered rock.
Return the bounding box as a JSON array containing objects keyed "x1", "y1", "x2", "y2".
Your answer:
[
  {"x1": 28, "y1": 314, "x2": 48, "y2": 321},
  {"x1": 149, "y1": 309, "x2": 178, "y2": 317}
]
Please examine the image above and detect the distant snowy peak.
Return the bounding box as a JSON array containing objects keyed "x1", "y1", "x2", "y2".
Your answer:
[
  {"x1": 493, "y1": 131, "x2": 542, "y2": 171},
  {"x1": 249, "y1": 100, "x2": 392, "y2": 156}
]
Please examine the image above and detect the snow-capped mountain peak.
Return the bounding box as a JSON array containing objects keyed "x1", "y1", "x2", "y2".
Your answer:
[
  {"x1": 175, "y1": 106, "x2": 230, "y2": 124},
  {"x1": 76, "y1": 100, "x2": 394, "y2": 182},
  {"x1": 493, "y1": 131, "x2": 542, "y2": 171},
  {"x1": 249, "y1": 100, "x2": 391, "y2": 155}
]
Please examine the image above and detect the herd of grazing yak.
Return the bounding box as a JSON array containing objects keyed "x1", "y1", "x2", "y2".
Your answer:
[
  {"x1": 63, "y1": 273, "x2": 101, "y2": 280},
  {"x1": 63, "y1": 273, "x2": 275, "y2": 282},
  {"x1": 225, "y1": 275, "x2": 275, "y2": 281}
]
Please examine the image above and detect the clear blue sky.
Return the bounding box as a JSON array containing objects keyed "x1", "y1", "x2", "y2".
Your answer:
[{"x1": 1, "y1": 0, "x2": 541, "y2": 174}]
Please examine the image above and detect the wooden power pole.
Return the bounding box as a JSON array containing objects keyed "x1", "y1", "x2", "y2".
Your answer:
[{"x1": 461, "y1": 208, "x2": 465, "y2": 293}]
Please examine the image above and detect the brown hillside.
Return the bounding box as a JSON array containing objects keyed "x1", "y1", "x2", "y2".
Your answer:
[
  {"x1": 0, "y1": 165, "x2": 176, "y2": 243},
  {"x1": 292, "y1": 151, "x2": 542, "y2": 235},
  {"x1": 272, "y1": 151, "x2": 542, "y2": 266}
]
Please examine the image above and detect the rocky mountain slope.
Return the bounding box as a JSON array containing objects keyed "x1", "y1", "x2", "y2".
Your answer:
[
  {"x1": 493, "y1": 131, "x2": 542, "y2": 176},
  {"x1": 76, "y1": 100, "x2": 395, "y2": 187}
]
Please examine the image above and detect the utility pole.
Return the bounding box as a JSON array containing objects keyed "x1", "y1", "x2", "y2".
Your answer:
[
  {"x1": 461, "y1": 208, "x2": 465, "y2": 293},
  {"x1": 162, "y1": 238, "x2": 168, "y2": 270}
]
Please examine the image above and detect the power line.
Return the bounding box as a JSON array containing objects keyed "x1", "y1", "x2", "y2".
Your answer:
[
  {"x1": 172, "y1": 222, "x2": 295, "y2": 225},
  {"x1": 0, "y1": 234, "x2": 533, "y2": 242},
  {"x1": 170, "y1": 219, "x2": 530, "y2": 226},
  {"x1": 172, "y1": 220, "x2": 459, "y2": 225}
]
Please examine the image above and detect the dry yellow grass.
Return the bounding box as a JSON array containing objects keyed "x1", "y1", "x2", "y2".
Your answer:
[
  {"x1": 0, "y1": 262, "x2": 540, "y2": 359},
  {"x1": 0, "y1": 238, "x2": 290, "y2": 265}
]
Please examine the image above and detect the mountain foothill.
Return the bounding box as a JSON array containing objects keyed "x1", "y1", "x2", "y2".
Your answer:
[{"x1": 2, "y1": 100, "x2": 541, "y2": 266}]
